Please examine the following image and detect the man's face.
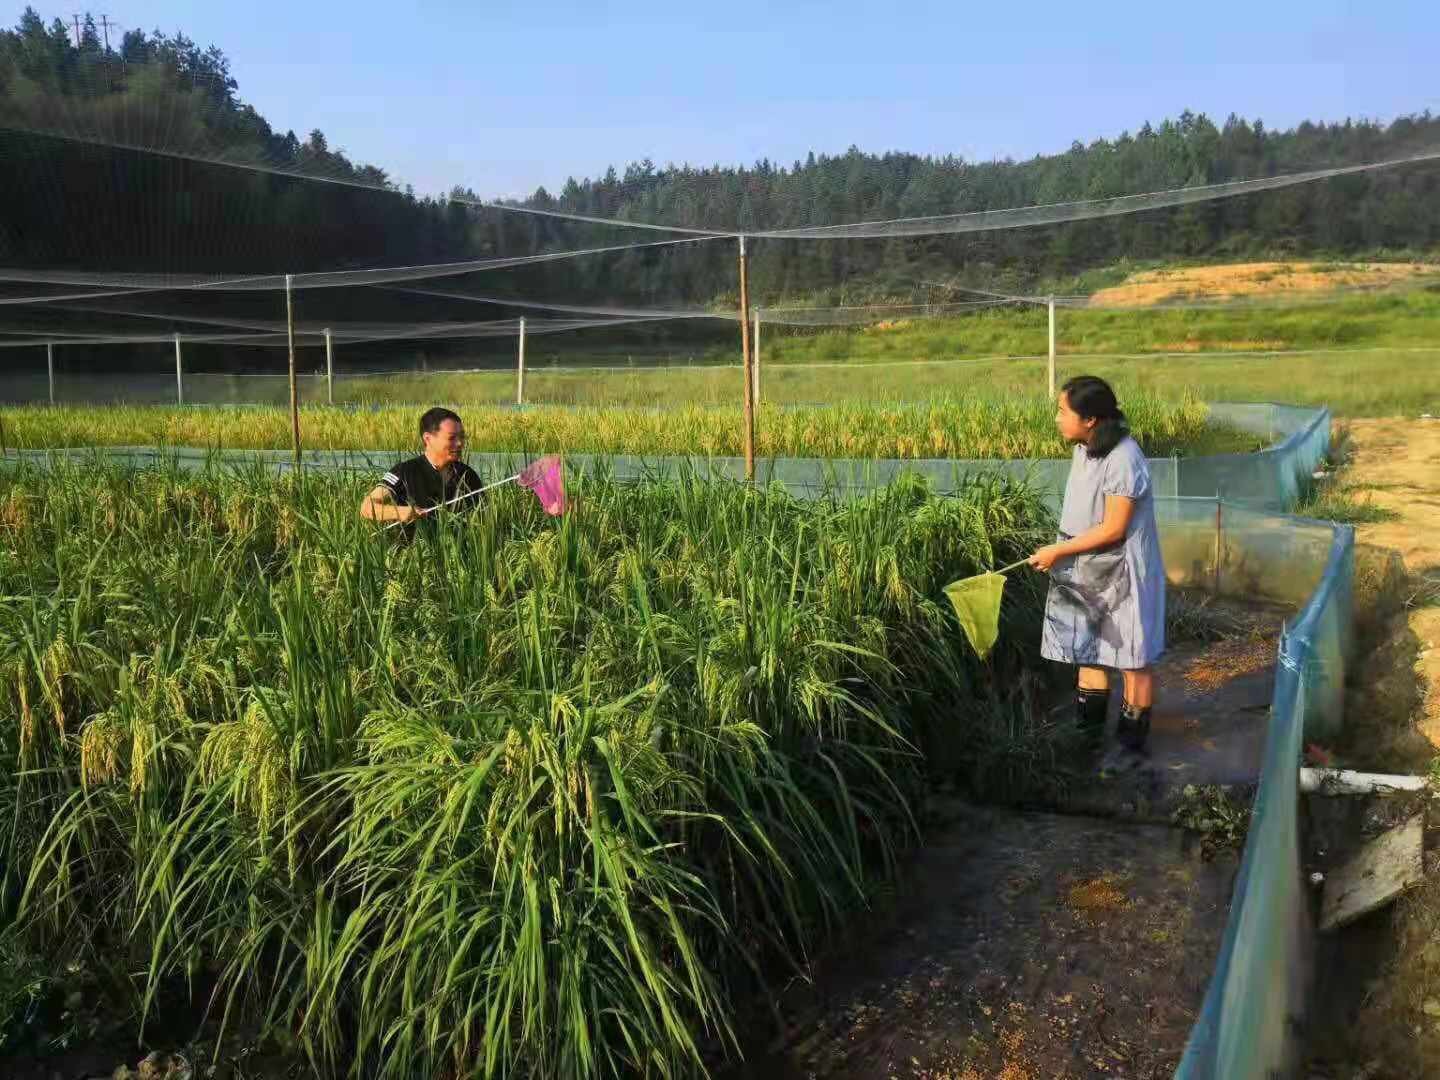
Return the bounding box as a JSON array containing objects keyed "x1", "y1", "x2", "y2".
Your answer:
[{"x1": 424, "y1": 418, "x2": 466, "y2": 467}]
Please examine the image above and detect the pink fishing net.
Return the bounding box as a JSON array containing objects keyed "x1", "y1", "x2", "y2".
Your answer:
[{"x1": 518, "y1": 455, "x2": 566, "y2": 515}]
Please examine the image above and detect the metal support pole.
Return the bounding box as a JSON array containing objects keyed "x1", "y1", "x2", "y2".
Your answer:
[
  {"x1": 174, "y1": 333, "x2": 183, "y2": 405},
  {"x1": 1047, "y1": 295, "x2": 1056, "y2": 398},
  {"x1": 46, "y1": 342, "x2": 55, "y2": 405},
  {"x1": 737, "y1": 236, "x2": 756, "y2": 481},
  {"x1": 324, "y1": 328, "x2": 334, "y2": 406},
  {"x1": 285, "y1": 274, "x2": 301, "y2": 471},
  {"x1": 516, "y1": 317, "x2": 527, "y2": 405},
  {"x1": 752, "y1": 309, "x2": 761, "y2": 405}
]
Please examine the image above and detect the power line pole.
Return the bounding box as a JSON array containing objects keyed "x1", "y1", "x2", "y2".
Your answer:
[
  {"x1": 72, "y1": 14, "x2": 81, "y2": 48},
  {"x1": 99, "y1": 14, "x2": 115, "y2": 52}
]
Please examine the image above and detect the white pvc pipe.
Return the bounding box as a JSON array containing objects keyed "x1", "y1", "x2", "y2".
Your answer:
[
  {"x1": 1047, "y1": 296, "x2": 1056, "y2": 398},
  {"x1": 1299, "y1": 768, "x2": 1427, "y2": 795}
]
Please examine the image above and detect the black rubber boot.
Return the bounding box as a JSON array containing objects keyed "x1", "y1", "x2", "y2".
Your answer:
[
  {"x1": 1076, "y1": 687, "x2": 1110, "y2": 748},
  {"x1": 1117, "y1": 702, "x2": 1152, "y2": 754}
]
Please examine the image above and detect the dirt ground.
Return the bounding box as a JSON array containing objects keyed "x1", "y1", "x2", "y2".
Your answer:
[
  {"x1": 740, "y1": 806, "x2": 1236, "y2": 1080},
  {"x1": 1344, "y1": 418, "x2": 1440, "y2": 746},
  {"x1": 740, "y1": 600, "x2": 1291, "y2": 1080},
  {"x1": 1087, "y1": 261, "x2": 1438, "y2": 308}
]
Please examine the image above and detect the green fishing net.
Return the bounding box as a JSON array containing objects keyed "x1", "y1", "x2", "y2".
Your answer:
[{"x1": 943, "y1": 573, "x2": 1007, "y2": 660}]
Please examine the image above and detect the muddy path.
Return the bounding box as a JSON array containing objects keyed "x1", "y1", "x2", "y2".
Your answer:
[
  {"x1": 740, "y1": 805, "x2": 1236, "y2": 1080},
  {"x1": 740, "y1": 598, "x2": 1286, "y2": 1080}
]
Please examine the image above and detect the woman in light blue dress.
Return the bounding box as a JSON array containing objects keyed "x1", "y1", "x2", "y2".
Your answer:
[{"x1": 1029, "y1": 376, "x2": 1166, "y2": 754}]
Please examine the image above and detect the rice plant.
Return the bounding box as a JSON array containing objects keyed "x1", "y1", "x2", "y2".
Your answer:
[
  {"x1": 0, "y1": 390, "x2": 1249, "y2": 461},
  {"x1": 0, "y1": 459, "x2": 1054, "y2": 1077}
]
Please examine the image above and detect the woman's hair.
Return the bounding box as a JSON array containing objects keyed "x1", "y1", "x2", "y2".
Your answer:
[{"x1": 1061, "y1": 375, "x2": 1129, "y2": 458}]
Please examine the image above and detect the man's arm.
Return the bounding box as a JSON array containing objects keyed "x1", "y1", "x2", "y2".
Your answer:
[{"x1": 359, "y1": 484, "x2": 420, "y2": 524}]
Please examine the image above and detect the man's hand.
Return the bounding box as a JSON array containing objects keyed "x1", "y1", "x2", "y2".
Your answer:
[
  {"x1": 394, "y1": 504, "x2": 422, "y2": 525},
  {"x1": 1028, "y1": 544, "x2": 1065, "y2": 572}
]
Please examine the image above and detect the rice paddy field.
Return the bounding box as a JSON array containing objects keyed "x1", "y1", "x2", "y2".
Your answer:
[
  {"x1": 0, "y1": 273, "x2": 1426, "y2": 1077},
  {"x1": 0, "y1": 461, "x2": 1077, "y2": 1076},
  {"x1": 0, "y1": 391, "x2": 1255, "y2": 460}
]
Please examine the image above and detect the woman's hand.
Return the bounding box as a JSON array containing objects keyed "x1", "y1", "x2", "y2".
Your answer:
[{"x1": 1029, "y1": 544, "x2": 1065, "y2": 572}]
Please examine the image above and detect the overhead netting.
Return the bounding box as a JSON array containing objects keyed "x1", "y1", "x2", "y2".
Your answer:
[{"x1": 4, "y1": 37, "x2": 1440, "y2": 410}]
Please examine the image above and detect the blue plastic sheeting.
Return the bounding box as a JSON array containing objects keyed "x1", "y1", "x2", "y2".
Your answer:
[
  {"x1": 1181, "y1": 403, "x2": 1333, "y2": 510},
  {"x1": 1175, "y1": 514, "x2": 1355, "y2": 1079},
  {"x1": 0, "y1": 401, "x2": 1327, "y2": 512}
]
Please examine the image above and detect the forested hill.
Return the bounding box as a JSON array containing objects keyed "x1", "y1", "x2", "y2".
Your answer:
[
  {"x1": 2, "y1": 6, "x2": 1438, "y2": 305},
  {"x1": 0, "y1": 7, "x2": 471, "y2": 273},
  {"x1": 484, "y1": 111, "x2": 1440, "y2": 300}
]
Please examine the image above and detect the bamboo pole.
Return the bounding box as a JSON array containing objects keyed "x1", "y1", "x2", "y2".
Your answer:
[
  {"x1": 517, "y1": 317, "x2": 527, "y2": 405},
  {"x1": 286, "y1": 274, "x2": 301, "y2": 471},
  {"x1": 738, "y1": 237, "x2": 756, "y2": 481}
]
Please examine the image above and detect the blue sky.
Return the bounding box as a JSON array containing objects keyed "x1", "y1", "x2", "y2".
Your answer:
[{"x1": 33, "y1": 0, "x2": 1439, "y2": 199}]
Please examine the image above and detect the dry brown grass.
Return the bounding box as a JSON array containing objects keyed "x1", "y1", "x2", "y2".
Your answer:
[
  {"x1": 1152, "y1": 339, "x2": 1290, "y2": 352},
  {"x1": 1065, "y1": 873, "x2": 1131, "y2": 921},
  {"x1": 1348, "y1": 875, "x2": 1440, "y2": 1075},
  {"x1": 1181, "y1": 636, "x2": 1275, "y2": 695},
  {"x1": 1088, "y1": 261, "x2": 1439, "y2": 307}
]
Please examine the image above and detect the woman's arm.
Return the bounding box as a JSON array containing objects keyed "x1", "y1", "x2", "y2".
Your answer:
[{"x1": 1029, "y1": 494, "x2": 1135, "y2": 571}]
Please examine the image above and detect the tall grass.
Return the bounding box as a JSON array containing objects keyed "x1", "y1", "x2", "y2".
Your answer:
[
  {"x1": 0, "y1": 461, "x2": 1057, "y2": 1076},
  {"x1": 0, "y1": 392, "x2": 1247, "y2": 459}
]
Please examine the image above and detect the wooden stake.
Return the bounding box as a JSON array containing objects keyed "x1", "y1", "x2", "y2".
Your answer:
[
  {"x1": 46, "y1": 342, "x2": 55, "y2": 405},
  {"x1": 285, "y1": 274, "x2": 301, "y2": 471},
  {"x1": 738, "y1": 236, "x2": 756, "y2": 481},
  {"x1": 174, "y1": 334, "x2": 183, "y2": 405}
]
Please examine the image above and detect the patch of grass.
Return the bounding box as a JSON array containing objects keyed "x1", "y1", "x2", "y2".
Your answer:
[
  {"x1": 1295, "y1": 483, "x2": 1402, "y2": 524},
  {"x1": 1171, "y1": 784, "x2": 1252, "y2": 859},
  {"x1": 950, "y1": 683, "x2": 1085, "y2": 807}
]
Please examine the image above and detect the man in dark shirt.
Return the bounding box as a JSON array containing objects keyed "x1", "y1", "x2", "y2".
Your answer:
[{"x1": 359, "y1": 407, "x2": 485, "y2": 526}]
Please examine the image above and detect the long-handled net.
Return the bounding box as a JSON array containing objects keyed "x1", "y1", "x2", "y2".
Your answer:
[{"x1": 943, "y1": 557, "x2": 1028, "y2": 660}]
